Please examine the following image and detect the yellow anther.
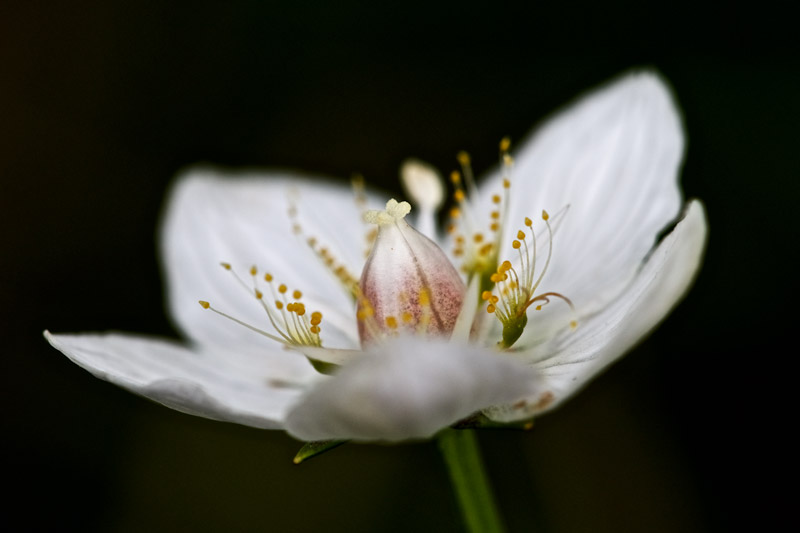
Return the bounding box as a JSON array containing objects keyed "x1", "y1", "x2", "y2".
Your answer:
[
  {"x1": 199, "y1": 300, "x2": 210, "y2": 309},
  {"x1": 385, "y1": 316, "x2": 398, "y2": 329},
  {"x1": 453, "y1": 249, "x2": 464, "y2": 257},
  {"x1": 473, "y1": 233, "x2": 484, "y2": 243},
  {"x1": 492, "y1": 194, "x2": 501, "y2": 204},
  {"x1": 293, "y1": 290, "x2": 302, "y2": 299},
  {"x1": 286, "y1": 302, "x2": 295, "y2": 312},
  {"x1": 264, "y1": 273, "x2": 273, "y2": 282},
  {"x1": 450, "y1": 170, "x2": 461, "y2": 184},
  {"x1": 294, "y1": 303, "x2": 306, "y2": 316},
  {"x1": 512, "y1": 240, "x2": 521, "y2": 249},
  {"x1": 454, "y1": 189, "x2": 465, "y2": 202},
  {"x1": 419, "y1": 288, "x2": 430, "y2": 306},
  {"x1": 482, "y1": 290, "x2": 492, "y2": 301},
  {"x1": 275, "y1": 301, "x2": 283, "y2": 310},
  {"x1": 455, "y1": 235, "x2": 465, "y2": 244},
  {"x1": 542, "y1": 210, "x2": 550, "y2": 221},
  {"x1": 457, "y1": 151, "x2": 470, "y2": 166},
  {"x1": 310, "y1": 325, "x2": 320, "y2": 334},
  {"x1": 311, "y1": 311, "x2": 322, "y2": 321},
  {"x1": 490, "y1": 222, "x2": 499, "y2": 232},
  {"x1": 401, "y1": 311, "x2": 413, "y2": 323},
  {"x1": 535, "y1": 305, "x2": 542, "y2": 311},
  {"x1": 524, "y1": 217, "x2": 532, "y2": 227},
  {"x1": 503, "y1": 153, "x2": 513, "y2": 166},
  {"x1": 255, "y1": 290, "x2": 263, "y2": 299},
  {"x1": 307, "y1": 237, "x2": 317, "y2": 247},
  {"x1": 450, "y1": 207, "x2": 461, "y2": 219},
  {"x1": 503, "y1": 178, "x2": 510, "y2": 189},
  {"x1": 570, "y1": 320, "x2": 578, "y2": 329},
  {"x1": 491, "y1": 210, "x2": 500, "y2": 219},
  {"x1": 490, "y1": 295, "x2": 499, "y2": 304},
  {"x1": 249, "y1": 265, "x2": 257, "y2": 276},
  {"x1": 499, "y1": 137, "x2": 511, "y2": 152},
  {"x1": 221, "y1": 263, "x2": 231, "y2": 270},
  {"x1": 447, "y1": 224, "x2": 457, "y2": 234},
  {"x1": 487, "y1": 304, "x2": 496, "y2": 314},
  {"x1": 500, "y1": 261, "x2": 512, "y2": 272},
  {"x1": 278, "y1": 284, "x2": 287, "y2": 294},
  {"x1": 479, "y1": 243, "x2": 493, "y2": 256}
]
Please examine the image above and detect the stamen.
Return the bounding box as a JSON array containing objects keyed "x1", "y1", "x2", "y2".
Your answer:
[
  {"x1": 484, "y1": 210, "x2": 576, "y2": 349},
  {"x1": 200, "y1": 264, "x2": 326, "y2": 348},
  {"x1": 447, "y1": 138, "x2": 522, "y2": 296},
  {"x1": 287, "y1": 194, "x2": 361, "y2": 299}
]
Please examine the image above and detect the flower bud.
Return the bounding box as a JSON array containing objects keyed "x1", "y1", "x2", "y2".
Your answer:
[{"x1": 358, "y1": 199, "x2": 465, "y2": 344}]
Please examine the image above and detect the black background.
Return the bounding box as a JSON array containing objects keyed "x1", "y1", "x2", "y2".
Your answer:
[{"x1": 2, "y1": 2, "x2": 796, "y2": 532}]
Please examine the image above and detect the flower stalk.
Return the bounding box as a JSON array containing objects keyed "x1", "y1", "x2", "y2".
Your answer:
[{"x1": 437, "y1": 429, "x2": 507, "y2": 533}]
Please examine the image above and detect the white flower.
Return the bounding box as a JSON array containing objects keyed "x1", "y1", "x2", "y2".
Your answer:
[{"x1": 45, "y1": 71, "x2": 707, "y2": 443}]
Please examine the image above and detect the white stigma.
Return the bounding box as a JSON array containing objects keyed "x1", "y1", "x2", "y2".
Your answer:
[{"x1": 364, "y1": 199, "x2": 412, "y2": 225}]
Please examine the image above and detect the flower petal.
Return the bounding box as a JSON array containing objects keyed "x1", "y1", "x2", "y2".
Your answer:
[
  {"x1": 284, "y1": 336, "x2": 540, "y2": 441},
  {"x1": 487, "y1": 199, "x2": 707, "y2": 422},
  {"x1": 45, "y1": 330, "x2": 311, "y2": 428},
  {"x1": 161, "y1": 167, "x2": 381, "y2": 353},
  {"x1": 479, "y1": 71, "x2": 685, "y2": 315}
]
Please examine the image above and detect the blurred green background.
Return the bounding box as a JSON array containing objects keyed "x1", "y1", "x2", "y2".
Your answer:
[{"x1": 2, "y1": 2, "x2": 795, "y2": 532}]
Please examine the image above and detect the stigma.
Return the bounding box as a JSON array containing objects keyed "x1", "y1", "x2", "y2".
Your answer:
[{"x1": 358, "y1": 199, "x2": 465, "y2": 344}]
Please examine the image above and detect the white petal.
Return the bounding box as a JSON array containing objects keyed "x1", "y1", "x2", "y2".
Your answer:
[
  {"x1": 45, "y1": 331, "x2": 310, "y2": 429},
  {"x1": 478, "y1": 71, "x2": 685, "y2": 315},
  {"x1": 161, "y1": 167, "x2": 381, "y2": 353},
  {"x1": 488, "y1": 200, "x2": 707, "y2": 422},
  {"x1": 284, "y1": 336, "x2": 539, "y2": 441}
]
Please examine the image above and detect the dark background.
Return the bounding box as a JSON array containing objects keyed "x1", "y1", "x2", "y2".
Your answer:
[{"x1": 2, "y1": 2, "x2": 796, "y2": 532}]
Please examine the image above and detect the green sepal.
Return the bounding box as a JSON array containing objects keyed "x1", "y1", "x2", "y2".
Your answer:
[{"x1": 293, "y1": 439, "x2": 348, "y2": 464}]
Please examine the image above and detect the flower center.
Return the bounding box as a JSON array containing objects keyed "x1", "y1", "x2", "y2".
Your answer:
[
  {"x1": 357, "y1": 199, "x2": 466, "y2": 345},
  {"x1": 196, "y1": 139, "x2": 576, "y2": 368}
]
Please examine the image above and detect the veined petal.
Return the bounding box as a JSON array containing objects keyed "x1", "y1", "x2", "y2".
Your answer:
[
  {"x1": 487, "y1": 200, "x2": 707, "y2": 422},
  {"x1": 284, "y1": 336, "x2": 540, "y2": 442},
  {"x1": 477, "y1": 71, "x2": 685, "y2": 316},
  {"x1": 45, "y1": 331, "x2": 311, "y2": 429},
  {"x1": 161, "y1": 167, "x2": 382, "y2": 352}
]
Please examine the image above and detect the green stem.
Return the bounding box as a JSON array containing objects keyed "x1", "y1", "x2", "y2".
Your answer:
[{"x1": 437, "y1": 429, "x2": 506, "y2": 533}]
